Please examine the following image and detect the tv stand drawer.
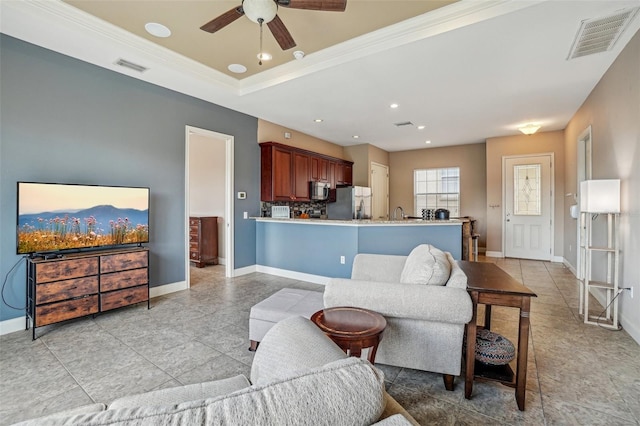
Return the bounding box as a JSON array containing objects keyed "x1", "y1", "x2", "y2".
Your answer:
[
  {"x1": 101, "y1": 268, "x2": 148, "y2": 292},
  {"x1": 36, "y1": 276, "x2": 99, "y2": 305},
  {"x1": 101, "y1": 285, "x2": 148, "y2": 312},
  {"x1": 101, "y1": 251, "x2": 148, "y2": 273},
  {"x1": 35, "y1": 295, "x2": 98, "y2": 327},
  {"x1": 35, "y1": 258, "x2": 99, "y2": 283}
]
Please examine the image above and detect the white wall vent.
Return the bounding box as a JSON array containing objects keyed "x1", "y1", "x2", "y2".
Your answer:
[
  {"x1": 115, "y1": 58, "x2": 148, "y2": 73},
  {"x1": 567, "y1": 7, "x2": 639, "y2": 60}
]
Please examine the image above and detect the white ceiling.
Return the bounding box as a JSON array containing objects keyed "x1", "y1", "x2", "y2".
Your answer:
[{"x1": 2, "y1": 0, "x2": 639, "y2": 152}]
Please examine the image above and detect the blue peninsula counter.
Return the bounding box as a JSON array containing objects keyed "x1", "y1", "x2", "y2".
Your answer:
[{"x1": 255, "y1": 218, "x2": 463, "y2": 283}]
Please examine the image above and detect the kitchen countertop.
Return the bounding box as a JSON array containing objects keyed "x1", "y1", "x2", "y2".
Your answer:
[{"x1": 253, "y1": 217, "x2": 463, "y2": 226}]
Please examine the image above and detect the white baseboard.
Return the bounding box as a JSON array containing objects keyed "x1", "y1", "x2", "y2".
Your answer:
[
  {"x1": 0, "y1": 316, "x2": 28, "y2": 336},
  {"x1": 485, "y1": 251, "x2": 503, "y2": 258},
  {"x1": 551, "y1": 255, "x2": 564, "y2": 263},
  {"x1": 149, "y1": 281, "x2": 187, "y2": 298},
  {"x1": 255, "y1": 265, "x2": 330, "y2": 286},
  {"x1": 562, "y1": 258, "x2": 578, "y2": 276},
  {"x1": 0, "y1": 281, "x2": 189, "y2": 337},
  {"x1": 218, "y1": 257, "x2": 226, "y2": 265},
  {"x1": 620, "y1": 313, "x2": 640, "y2": 345},
  {"x1": 233, "y1": 264, "x2": 257, "y2": 277}
]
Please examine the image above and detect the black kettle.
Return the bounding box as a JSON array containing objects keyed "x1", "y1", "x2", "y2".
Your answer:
[{"x1": 435, "y1": 209, "x2": 450, "y2": 220}]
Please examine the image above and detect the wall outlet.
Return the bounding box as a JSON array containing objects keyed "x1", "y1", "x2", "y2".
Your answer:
[
  {"x1": 340, "y1": 256, "x2": 345, "y2": 264},
  {"x1": 243, "y1": 211, "x2": 248, "y2": 219}
]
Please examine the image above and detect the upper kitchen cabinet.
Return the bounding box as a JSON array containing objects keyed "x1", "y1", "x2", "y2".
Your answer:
[
  {"x1": 260, "y1": 142, "x2": 353, "y2": 201},
  {"x1": 311, "y1": 157, "x2": 329, "y2": 182}
]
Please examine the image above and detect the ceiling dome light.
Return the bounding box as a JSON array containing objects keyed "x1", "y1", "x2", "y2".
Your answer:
[
  {"x1": 518, "y1": 123, "x2": 542, "y2": 135},
  {"x1": 145, "y1": 22, "x2": 171, "y2": 38},
  {"x1": 228, "y1": 64, "x2": 247, "y2": 74},
  {"x1": 243, "y1": 0, "x2": 278, "y2": 24}
]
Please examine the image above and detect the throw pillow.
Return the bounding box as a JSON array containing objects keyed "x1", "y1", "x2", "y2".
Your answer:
[{"x1": 400, "y1": 244, "x2": 451, "y2": 286}]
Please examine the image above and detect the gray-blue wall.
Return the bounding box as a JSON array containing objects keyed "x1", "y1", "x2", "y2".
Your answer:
[{"x1": 0, "y1": 35, "x2": 259, "y2": 321}]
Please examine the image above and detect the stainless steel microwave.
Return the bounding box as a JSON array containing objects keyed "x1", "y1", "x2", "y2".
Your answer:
[{"x1": 310, "y1": 181, "x2": 330, "y2": 200}]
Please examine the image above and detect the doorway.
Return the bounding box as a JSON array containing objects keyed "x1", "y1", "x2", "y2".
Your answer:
[
  {"x1": 371, "y1": 162, "x2": 389, "y2": 220},
  {"x1": 185, "y1": 126, "x2": 234, "y2": 285},
  {"x1": 503, "y1": 154, "x2": 554, "y2": 260}
]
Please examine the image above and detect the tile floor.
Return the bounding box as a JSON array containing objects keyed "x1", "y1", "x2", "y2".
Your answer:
[{"x1": 1, "y1": 257, "x2": 639, "y2": 425}]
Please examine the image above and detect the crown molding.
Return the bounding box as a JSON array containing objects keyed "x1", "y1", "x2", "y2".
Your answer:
[{"x1": 1, "y1": 0, "x2": 546, "y2": 100}]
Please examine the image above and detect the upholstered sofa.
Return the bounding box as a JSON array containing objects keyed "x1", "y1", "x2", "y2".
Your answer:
[
  {"x1": 14, "y1": 316, "x2": 418, "y2": 426},
  {"x1": 324, "y1": 244, "x2": 473, "y2": 390}
]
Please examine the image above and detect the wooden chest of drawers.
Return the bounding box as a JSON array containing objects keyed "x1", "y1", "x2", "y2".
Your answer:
[
  {"x1": 189, "y1": 216, "x2": 219, "y2": 268},
  {"x1": 26, "y1": 247, "x2": 149, "y2": 339}
]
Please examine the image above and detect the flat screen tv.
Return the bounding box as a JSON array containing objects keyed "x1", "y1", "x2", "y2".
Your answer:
[{"x1": 17, "y1": 182, "x2": 149, "y2": 255}]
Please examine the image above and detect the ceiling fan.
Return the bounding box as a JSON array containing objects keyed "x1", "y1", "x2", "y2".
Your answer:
[{"x1": 200, "y1": 0, "x2": 347, "y2": 52}]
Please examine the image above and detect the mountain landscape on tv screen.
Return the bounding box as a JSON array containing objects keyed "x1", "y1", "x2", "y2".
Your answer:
[{"x1": 17, "y1": 204, "x2": 149, "y2": 254}]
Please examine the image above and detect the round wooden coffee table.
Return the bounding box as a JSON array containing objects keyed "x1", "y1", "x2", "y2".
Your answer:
[{"x1": 311, "y1": 306, "x2": 386, "y2": 363}]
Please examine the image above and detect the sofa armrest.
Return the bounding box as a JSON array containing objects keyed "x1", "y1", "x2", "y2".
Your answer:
[
  {"x1": 351, "y1": 254, "x2": 407, "y2": 282},
  {"x1": 250, "y1": 316, "x2": 347, "y2": 385},
  {"x1": 325, "y1": 279, "x2": 472, "y2": 324}
]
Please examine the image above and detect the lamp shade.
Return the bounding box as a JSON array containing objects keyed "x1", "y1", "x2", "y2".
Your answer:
[{"x1": 580, "y1": 179, "x2": 620, "y2": 213}]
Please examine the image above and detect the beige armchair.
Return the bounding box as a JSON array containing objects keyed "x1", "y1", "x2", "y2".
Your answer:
[{"x1": 324, "y1": 247, "x2": 473, "y2": 390}]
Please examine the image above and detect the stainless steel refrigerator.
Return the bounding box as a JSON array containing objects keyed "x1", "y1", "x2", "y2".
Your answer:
[{"x1": 327, "y1": 186, "x2": 372, "y2": 220}]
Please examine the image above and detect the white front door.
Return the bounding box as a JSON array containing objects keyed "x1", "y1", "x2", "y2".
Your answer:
[
  {"x1": 371, "y1": 162, "x2": 389, "y2": 220},
  {"x1": 504, "y1": 155, "x2": 553, "y2": 260}
]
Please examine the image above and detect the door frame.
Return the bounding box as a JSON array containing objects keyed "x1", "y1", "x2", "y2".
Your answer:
[
  {"x1": 185, "y1": 126, "x2": 235, "y2": 284},
  {"x1": 576, "y1": 125, "x2": 592, "y2": 278},
  {"x1": 502, "y1": 153, "x2": 555, "y2": 260}
]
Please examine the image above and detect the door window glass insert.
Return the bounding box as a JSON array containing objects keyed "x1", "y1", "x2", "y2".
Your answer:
[{"x1": 514, "y1": 164, "x2": 541, "y2": 215}]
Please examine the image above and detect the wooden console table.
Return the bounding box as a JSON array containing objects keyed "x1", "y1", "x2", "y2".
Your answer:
[{"x1": 458, "y1": 261, "x2": 537, "y2": 411}]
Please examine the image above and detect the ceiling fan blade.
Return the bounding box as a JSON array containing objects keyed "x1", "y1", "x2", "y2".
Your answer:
[
  {"x1": 267, "y1": 15, "x2": 296, "y2": 50},
  {"x1": 200, "y1": 6, "x2": 244, "y2": 33},
  {"x1": 277, "y1": 0, "x2": 346, "y2": 12}
]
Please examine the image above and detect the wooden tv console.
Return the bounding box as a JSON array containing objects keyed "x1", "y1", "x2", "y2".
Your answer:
[{"x1": 26, "y1": 247, "x2": 149, "y2": 339}]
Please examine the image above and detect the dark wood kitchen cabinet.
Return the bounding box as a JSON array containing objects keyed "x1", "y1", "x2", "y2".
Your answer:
[{"x1": 260, "y1": 142, "x2": 353, "y2": 201}]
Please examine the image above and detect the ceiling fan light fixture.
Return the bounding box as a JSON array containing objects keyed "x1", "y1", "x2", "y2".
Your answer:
[
  {"x1": 243, "y1": 0, "x2": 278, "y2": 24},
  {"x1": 518, "y1": 123, "x2": 541, "y2": 135},
  {"x1": 257, "y1": 52, "x2": 272, "y2": 61}
]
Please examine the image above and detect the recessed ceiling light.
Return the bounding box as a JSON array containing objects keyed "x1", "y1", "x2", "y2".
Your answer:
[
  {"x1": 257, "y1": 52, "x2": 272, "y2": 61},
  {"x1": 228, "y1": 64, "x2": 247, "y2": 74},
  {"x1": 417, "y1": 125, "x2": 426, "y2": 130},
  {"x1": 353, "y1": 135, "x2": 360, "y2": 139},
  {"x1": 425, "y1": 140, "x2": 431, "y2": 144},
  {"x1": 390, "y1": 103, "x2": 399, "y2": 109},
  {"x1": 314, "y1": 119, "x2": 323, "y2": 123},
  {"x1": 145, "y1": 22, "x2": 171, "y2": 38}
]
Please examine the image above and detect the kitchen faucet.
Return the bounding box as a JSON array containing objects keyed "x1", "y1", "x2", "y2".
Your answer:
[{"x1": 393, "y1": 206, "x2": 405, "y2": 220}]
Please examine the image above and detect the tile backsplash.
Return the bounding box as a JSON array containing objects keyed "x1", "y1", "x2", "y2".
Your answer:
[{"x1": 261, "y1": 201, "x2": 327, "y2": 218}]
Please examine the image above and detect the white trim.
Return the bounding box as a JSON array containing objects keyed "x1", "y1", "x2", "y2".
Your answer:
[
  {"x1": 502, "y1": 153, "x2": 555, "y2": 261},
  {"x1": 0, "y1": 316, "x2": 27, "y2": 336},
  {"x1": 0, "y1": 281, "x2": 188, "y2": 336},
  {"x1": 149, "y1": 281, "x2": 188, "y2": 298},
  {"x1": 563, "y1": 258, "x2": 578, "y2": 277},
  {"x1": 621, "y1": 314, "x2": 640, "y2": 346},
  {"x1": 485, "y1": 251, "x2": 504, "y2": 258},
  {"x1": 185, "y1": 126, "x2": 235, "y2": 283},
  {"x1": 254, "y1": 218, "x2": 462, "y2": 227},
  {"x1": 256, "y1": 265, "x2": 330, "y2": 286},
  {"x1": 233, "y1": 264, "x2": 257, "y2": 277},
  {"x1": 217, "y1": 257, "x2": 226, "y2": 266}
]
